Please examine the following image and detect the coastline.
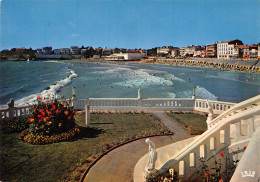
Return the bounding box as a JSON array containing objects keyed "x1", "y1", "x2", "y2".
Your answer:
[{"x1": 68, "y1": 58, "x2": 260, "y2": 74}]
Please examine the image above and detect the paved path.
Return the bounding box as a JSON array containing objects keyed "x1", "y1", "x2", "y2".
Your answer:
[
  {"x1": 150, "y1": 111, "x2": 191, "y2": 140},
  {"x1": 83, "y1": 111, "x2": 191, "y2": 182}
]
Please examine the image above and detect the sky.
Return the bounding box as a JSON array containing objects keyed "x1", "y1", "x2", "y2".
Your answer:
[{"x1": 0, "y1": 0, "x2": 259, "y2": 50}]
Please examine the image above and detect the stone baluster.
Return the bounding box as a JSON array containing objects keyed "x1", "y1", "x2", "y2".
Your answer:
[
  {"x1": 234, "y1": 121, "x2": 242, "y2": 142},
  {"x1": 247, "y1": 117, "x2": 254, "y2": 137},
  {"x1": 179, "y1": 161, "x2": 185, "y2": 176},
  {"x1": 189, "y1": 153, "x2": 195, "y2": 167}
]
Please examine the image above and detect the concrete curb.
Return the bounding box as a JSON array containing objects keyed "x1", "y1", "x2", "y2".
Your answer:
[{"x1": 80, "y1": 133, "x2": 174, "y2": 182}]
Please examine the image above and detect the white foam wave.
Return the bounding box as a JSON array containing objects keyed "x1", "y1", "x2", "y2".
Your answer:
[
  {"x1": 15, "y1": 69, "x2": 78, "y2": 106},
  {"x1": 113, "y1": 68, "x2": 185, "y2": 88},
  {"x1": 167, "y1": 92, "x2": 176, "y2": 98},
  {"x1": 195, "y1": 86, "x2": 218, "y2": 100}
]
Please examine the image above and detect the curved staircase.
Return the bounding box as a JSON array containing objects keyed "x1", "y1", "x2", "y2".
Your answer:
[{"x1": 134, "y1": 95, "x2": 260, "y2": 181}]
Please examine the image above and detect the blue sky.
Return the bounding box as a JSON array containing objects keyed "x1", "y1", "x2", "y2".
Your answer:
[{"x1": 1, "y1": 0, "x2": 259, "y2": 50}]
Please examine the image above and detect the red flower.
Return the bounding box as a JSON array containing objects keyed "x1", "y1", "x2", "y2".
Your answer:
[
  {"x1": 38, "y1": 114, "x2": 42, "y2": 118},
  {"x1": 42, "y1": 112, "x2": 46, "y2": 116},
  {"x1": 68, "y1": 116, "x2": 71, "y2": 120},
  {"x1": 205, "y1": 171, "x2": 210, "y2": 177},
  {"x1": 47, "y1": 121, "x2": 52, "y2": 125},
  {"x1": 38, "y1": 96, "x2": 42, "y2": 100},
  {"x1": 65, "y1": 111, "x2": 69, "y2": 115},
  {"x1": 40, "y1": 109, "x2": 43, "y2": 113},
  {"x1": 220, "y1": 152, "x2": 224, "y2": 157},
  {"x1": 28, "y1": 118, "x2": 31, "y2": 122},
  {"x1": 52, "y1": 105, "x2": 56, "y2": 110},
  {"x1": 56, "y1": 110, "x2": 59, "y2": 114},
  {"x1": 244, "y1": 146, "x2": 247, "y2": 150}
]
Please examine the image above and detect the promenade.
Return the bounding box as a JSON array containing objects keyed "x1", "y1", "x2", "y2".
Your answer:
[{"x1": 83, "y1": 111, "x2": 192, "y2": 182}]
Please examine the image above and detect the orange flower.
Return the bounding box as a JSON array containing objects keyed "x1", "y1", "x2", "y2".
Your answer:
[{"x1": 58, "y1": 123, "x2": 62, "y2": 127}]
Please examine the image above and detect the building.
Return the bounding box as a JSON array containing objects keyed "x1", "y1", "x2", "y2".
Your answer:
[
  {"x1": 70, "y1": 46, "x2": 80, "y2": 55},
  {"x1": 53, "y1": 49, "x2": 61, "y2": 55},
  {"x1": 61, "y1": 48, "x2": 70, "y2": 55},
  {"x1": 258, "y1": 45, "x2": 260, "y2": 58},
  {"x1": 157, "y1": 46, "x2": 175, "y2": 56},
  {"x1": 206, "y1": 43, "x2": 217, "y2": 58},
  {"x1": 42, "y1": 47, "x2": 53, "y2": 55},
  {"x1": 180, "y1": 45, "x2": 204, "y2": 57},
  {"x1": 36, "y1": 49, "x2": 44, "y2": 55},
  {"x1": 105, "y1": 53, "x2": 145, "y2": 61},
  {"x1": 233, "y1": 45, "x2": 244, "y2": 58},
  {"x1": 170, "y1": 49, "x2": 180, "y2": 57},
  {"x1": 80, "y1": 49, "x2": 87, "y2": 54},
  {"x1": 243, "y1": 45, "x2": 258, "y2": 59},
  {"x1": 102, "y1": 49, "x2": 113, "y2": 56},
  {"x1": 217, "y1": 39, "x2": 243, "y2": 59}
]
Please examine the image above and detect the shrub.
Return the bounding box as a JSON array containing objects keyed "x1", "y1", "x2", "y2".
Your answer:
[
  {"x1": 19, "y1": 96, "x2": 83, "y2": 144},
  {"x1": 28, "y1": 96, "x2": 76, "y2": 136},
  {"x1": 0, "y1": 117, "x2": 29, "y2": 134}
]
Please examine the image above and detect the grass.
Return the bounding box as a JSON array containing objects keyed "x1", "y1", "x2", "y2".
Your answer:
[
  {"x1": 167, "y1": 112, "x2": 207, "y2": 134},
  {"x1": 0, "y1": 113, "x2": 168, "y2": 182}
]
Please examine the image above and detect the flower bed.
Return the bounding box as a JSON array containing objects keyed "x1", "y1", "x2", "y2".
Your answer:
[
  {"x1": 19, "y1": 96, "x2": 82, "y2": 145},
  {"x1": 19, "y1": 125, "x2": 84, "y2": 145}
]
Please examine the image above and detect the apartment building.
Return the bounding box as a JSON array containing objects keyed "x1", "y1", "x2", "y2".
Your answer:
[
  {"x1": 217, "y1": 39, "x2": 243, "y2": 59},
  {"x1": 206, "y1": 43, "x2": 217, "y2": 58}
]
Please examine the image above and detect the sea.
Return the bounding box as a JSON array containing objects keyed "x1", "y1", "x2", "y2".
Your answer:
[{"x1": 1, "y1": 60, "x2": 260, "y2": 107}]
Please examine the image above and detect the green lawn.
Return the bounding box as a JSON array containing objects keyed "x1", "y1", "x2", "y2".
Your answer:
[
  {"x1": 0, "y1": 113, "x2": 168, "y2": 182},
  {"x1": 167, "y1": 112, "x2": 207, "y2": 134}
]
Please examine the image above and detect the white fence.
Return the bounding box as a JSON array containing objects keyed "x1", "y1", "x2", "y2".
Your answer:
[
  {"x1": 0, "y1": 97, "x2": 236, "y2": 121},
  {"x1": 0, "y1": 105, "x2": 32, "y2": 121}
]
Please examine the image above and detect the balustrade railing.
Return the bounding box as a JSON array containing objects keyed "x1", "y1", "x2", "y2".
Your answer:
[
  {"x1": 156, "y1": 95, "x2": 260, "y2": 180},
  {"x1": 72, "y1": 98, "x2": 195, "y2": 110},
  {"x1": 194, "y1": 99, "x2": 235, "y2": 114},
  {"x1": 0, "y1": 105, "x2": 32, "y2": 121}
]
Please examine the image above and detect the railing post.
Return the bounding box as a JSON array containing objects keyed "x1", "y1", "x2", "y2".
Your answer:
[
  {"x1": 7, "y1": 98, "x2": 15, "y2": 120},
  {"x1": 85, "y1": 105, "x2": 90, "y2": 126}
]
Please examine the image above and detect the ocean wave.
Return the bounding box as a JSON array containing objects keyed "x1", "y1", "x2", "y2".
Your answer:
[
  {"x1": 113, "y1": 68, "x2": 184, "y2": 88},
  {"x1": 15, "y1": 69, "x2": 78, "y2": 106},
  {"x1": 195, "y1": 86, "x2": 218, "y2": 100}
]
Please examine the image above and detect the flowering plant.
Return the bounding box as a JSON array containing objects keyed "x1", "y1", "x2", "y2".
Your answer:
[{"x1": 27, "y1": 96, "x2": 76, "y2": 136}]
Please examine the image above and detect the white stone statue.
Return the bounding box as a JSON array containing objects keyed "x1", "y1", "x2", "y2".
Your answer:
[
  {"x1": 206, "y1": 100, "x2": 214, "y2": 128},
  {"x1": 145, "y1": 138, "x2": 157, "y2": 171},
  {"x1": 138, "y1": 88, "x2": 142, "y2": 99}
]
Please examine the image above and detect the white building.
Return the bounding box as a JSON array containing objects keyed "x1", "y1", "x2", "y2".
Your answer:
[
  {"x1": 105, "y1": 53, "x2": 145, "y2": 61},
  {"x1": 157, "y1": 46, "x2": 173, "y2": 55},
  {"x1": 70, "y1": 46, "x2": 80, "y2": 55},
  {"x1": 217, "y1": 39, "x2": 243, "y2": 59}
]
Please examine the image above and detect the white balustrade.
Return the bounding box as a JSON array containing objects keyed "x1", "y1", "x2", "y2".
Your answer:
[
  {"x1": 155, "y1": 95, "x2": 260, "y2": 180},
  {"x1": 0, "y1": 105, "x2": 32, "y2": 121}
]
